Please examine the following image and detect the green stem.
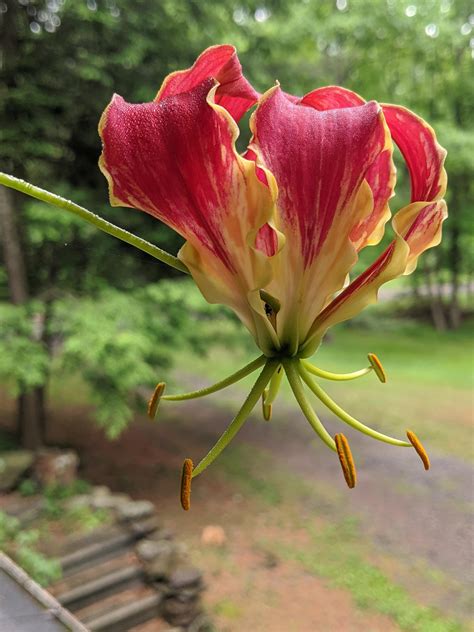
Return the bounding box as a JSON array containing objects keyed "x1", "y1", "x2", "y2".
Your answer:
[
  {"x1": 283, "y1": 360, "x2": 336, "y2": 452},
  {"x1": 302, "y1": 360, "x2": 372, "y2": 382},
  {"x1": 192, "y1": 360, "x2": 279, "y2": 478},
  {"x1": 299, "y1": 364, "x2": 410, "y2": 447},
  {"x1": 163, "y1": 355, "x2": 266, "y2": 401},
  {"x1": 0, "y1": 172, "x2": 189, "y2": 274}
]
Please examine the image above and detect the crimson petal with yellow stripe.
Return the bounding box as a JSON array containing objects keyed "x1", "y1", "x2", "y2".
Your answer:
[
  {"x1": 99, "y1": 78, "x2": 280, "y2": 354},
  {"x1": 299, "y1": 89, "x2": 447, "y2": 354},
  {"x1": 156, "y1": 44, "x2": 259, "y2": 122},
  {"x1": 249, "y1": 85, "x2": 392, "y2": 352}
]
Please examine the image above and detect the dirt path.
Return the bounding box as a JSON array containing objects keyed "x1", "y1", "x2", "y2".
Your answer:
[{"x1": 32, "y1": 383, "x2": 472, "y2": 629}]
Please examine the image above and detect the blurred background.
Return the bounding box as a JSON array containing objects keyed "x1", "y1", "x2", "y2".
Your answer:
[{"x1": 0, "y1": 1, "x2": 472, "y2": 630}]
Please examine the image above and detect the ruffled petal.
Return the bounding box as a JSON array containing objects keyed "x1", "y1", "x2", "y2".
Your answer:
[
  {"x1": 301, "y1": 86, "x2": 395, "y2": 251},
  {"x1": 156, "y1": 45, "x2": 259, "y2": 122},
  {"x1": 99, "y1": 79, "x2": 278, "y2": 352},
  {"x1": 249, "y1": 86, "x2": 391, "y2": 349},
  {"x1": 303, "y1": 199, "x2": 448, "y2": 354},
  {"x1": 382, "y1": 104, "x2": 447, "y2": 202}
]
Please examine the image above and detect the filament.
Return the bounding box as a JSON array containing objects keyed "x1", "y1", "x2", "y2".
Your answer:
[
  {"x1": 163, "y1": 355, "x2": 266, "y2": 401},
  {"x1": 283, "y1": 360, "x2": 336, "y2": 451},
  {"x1": 299, "y1": 363, "x2": 410, "y2": 447},
  {"x1": 192, "y1": 360, "x2": 279, "y2": 478}
]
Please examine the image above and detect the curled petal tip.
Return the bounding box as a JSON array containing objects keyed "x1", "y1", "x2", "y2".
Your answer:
[
  {"x1": 406, "y1": 430, "x2": 430, "y2": 470},
  {"x1": 335, "y1": 433, "x2": 357, "y2": 488},
  {"x1": 180, "y1": 458, "x2": 193, "y2": 511},
  {"x1": 148, "y1": 382, "x2": 166, "y2": 419},
  {"x1": 368, "y1": 353, "x2": 387, "y2": 383}
]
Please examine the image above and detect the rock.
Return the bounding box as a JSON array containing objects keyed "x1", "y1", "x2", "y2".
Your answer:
[
  {"x1": 139, "y1": 540, "x2": 179, "y2": 579},
  {"x1": 90, "y1": 492, "x2": 130, "y2": 510},
  {"x1": 65, "y1": 494, "x2": 91, "y2": 510},
  {"x1": 92, "y1": 485, "x2": 111, "y2": 497},
  {"x1": 0, "y1": 450, "x2": 34, "y2": 491},
  {"x1": 162, "y1": 596, "x2": 201, "y2": 627},
  {"x1": 169, "y1": 566, "x2": 203, "y2": 590},
  {"x1": 201, "y1": 525, "x2": 226, "y2": 546},
  {"x1": 116, "y1": 499, "x2": 155, "y2": 522},
  {"x1": 34, "y1": 449, "x2": 79, "y2": 487}
]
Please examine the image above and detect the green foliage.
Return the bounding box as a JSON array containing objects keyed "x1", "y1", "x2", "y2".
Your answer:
[
  {"x1": 52, "y1": 279, "x2": 232, "y2": 436},
  {"x1": 0, "y1": 511, "x2": 61, "y2": 586},
  {"x1": 0, "y1": 302, "x2": 49, "y2": 393}
]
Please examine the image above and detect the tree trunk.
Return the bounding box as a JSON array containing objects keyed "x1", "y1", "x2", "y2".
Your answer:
[
  {"x1": 0, "y1": 184, "x2": 45, "y2": 449},
  {"x1": 423, "y1": 260, "x2": 448, "y2": 331}
]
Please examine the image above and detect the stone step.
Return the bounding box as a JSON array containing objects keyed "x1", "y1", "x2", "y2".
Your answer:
[
  {"x1": 80, "y1": 588, "x2": 162, "y2": 632},
  {"x1": 58, "y1": 564, "x2": 145, "y2": 611}
]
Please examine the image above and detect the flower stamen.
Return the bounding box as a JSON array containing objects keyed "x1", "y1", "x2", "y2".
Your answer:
[
  {"x1": 406, "y1": 430, "x2": 430, "y2": 470},
  {"x1": 283, "y1": 360, "x2": 336, "y2": 451},
  {"x1": 180, "y1": 458, "x2": 193, "y2": 510},
  {"x1": 299, "y1": 363, "x2": 410, "y2": 447},
  {"x1": 367, "y1": 353, "x2": 387, "y2": 383},
  {"x1": 162, "y1": 355, "x2": 266, "y2": 402},
  {"x1": 335, "y1": 433, "x2": 357, "y2": 488},
  {"x1": 262, "y1": 389, "x2": 272, "y2": 421},
  {"x1": 191, "y1": 360, "x2": 279, "y2": 478},
  {"x1": 302, "y1": 360, "x2": 372, "y2": 382},
  {"x1": 148, "y1": 382, "x2": 166, "y2": 419}
]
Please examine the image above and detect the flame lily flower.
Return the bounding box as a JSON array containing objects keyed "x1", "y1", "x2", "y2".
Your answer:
[{"x1": 0, "y1": 45, "x2": 446, "y2": 509}]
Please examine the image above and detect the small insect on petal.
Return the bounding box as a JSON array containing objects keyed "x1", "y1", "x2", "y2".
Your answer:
[
  {"x1": 406, "y1": 430, "x2": 430, "y2": 470},
  {"x1": 368, "y1": 353, "x2": 387, "y2": 383},
  {"x1": 147, "y1": 382, "x2": 166, "y2": 419},
  {"x1": 262, "y1": 388, "x2": 272, "y2": 421},
  {"x1": 335, "y1": 433, "x2": 357, "y2": 488},
  {"x1": 181, "y1": 458, "x2": 193, "y2": 511}
]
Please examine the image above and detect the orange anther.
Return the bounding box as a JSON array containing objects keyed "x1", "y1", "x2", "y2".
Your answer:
[
  {"x1": 406, "y1": 430, "x2": 430, "y2": 470},
  {"x1": 180, "y1": 458, "x2": 193, "y2": 511},
  {"x1": 335, "y1": 433, "x2": 357, "y2": 489},
  {"x1": 368, "y1": 353, "x2": 387, "y2": 383},
  {"x1": 148, "y1": 382, "x2": 166, "y2": 419}
]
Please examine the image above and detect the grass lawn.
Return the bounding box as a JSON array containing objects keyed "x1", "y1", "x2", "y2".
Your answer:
[{"x1": 173, "y1": 316, "x2": 474, "y2": 461}]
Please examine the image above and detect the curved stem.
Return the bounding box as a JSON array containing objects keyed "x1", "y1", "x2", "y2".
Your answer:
[
  {"x1": 299, "y1": 364, "x2": 410, "y2": 447},
  {"x1": 163, "y1": 355, "x2": 266, "y2": 401},
  {"x1": 302, "y1": 360, "x2": 372, "y2": 382},
  {"x1": 192, "y1": 360, "x2": 279, "y2": 478},
  {"x1": 264, "y1": 364, "x2": 283, "y2": 405},
  {"x1": 0, "y1": 172, "x2": 189, "y2": 274},
  {"x1": 283, "y1": 360, "x2": 336, "y2": 452}
]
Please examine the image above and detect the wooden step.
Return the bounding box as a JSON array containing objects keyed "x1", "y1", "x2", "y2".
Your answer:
[
  {"x1": 60, "y1": 530, "x2": 136, "y2": 575},
  {"x1": 79, "y1": 587, "x2": 162, "y2": 632},
  {"x1": 86, "y1": 594, "x2": 163, "y2": 632},
  {"x1": 51, "y1": 550, "x2": 137, "y2": 595},
  {"x1": 58, "y1": 564, "x2": 144, "y2": 611}
]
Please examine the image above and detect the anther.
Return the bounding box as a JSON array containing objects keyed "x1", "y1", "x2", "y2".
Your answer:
[
  {"x1": 262, "y1": 389, "x2": 272, "y2": 421},
  {"x1": 335, "y1": 433, "x2": 357, "y2": 488},
  {"x1": 180, "y1": 458, "x2": 193, "y2": 510},
  {"x1": 148, "y1": 382, "x2": 166, "y2": 419},
  {"x1": 406, "y1": 430, "x2": 430, "y2": 470},
  {"x1": 368, "y1": 353, "x2": 387, "y2": 383}
]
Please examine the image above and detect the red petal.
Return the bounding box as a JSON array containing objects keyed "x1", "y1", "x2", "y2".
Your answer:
[
  {"x1": 300, "y1": 86, "x2": 365, "y2": 110},
  {"x1": 156, "y1": 45, "x2": 258, "y2": 122},
  {"x1": 250, "y1": 86, "x2": 387, "y2": 267},
  {"x1": 382, "y1": 104, "x2": 447, "y2": 202},
  {"x1": 300, "y1": 86, "x2": 394, "y2": 251},
  {"x1": 305, "y1": 199, "x2": 447, "y2": 350}
]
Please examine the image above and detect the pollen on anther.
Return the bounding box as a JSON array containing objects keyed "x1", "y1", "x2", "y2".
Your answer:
[
  {"x1": 180, "y1": 458, "x2": 193, "y2": 510},
  {"x1": 148, "y1": 382, "x2": 166, "y2": 419},
  {"x1": 368, "y1": 353, "x2": 387, "y2": 383},
  {"x1": 406, "y1": 430, "x2": 430, "y2": 470},
  {"x1": 335, "y1": 433, "x2": 357, "y2": 489}
]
